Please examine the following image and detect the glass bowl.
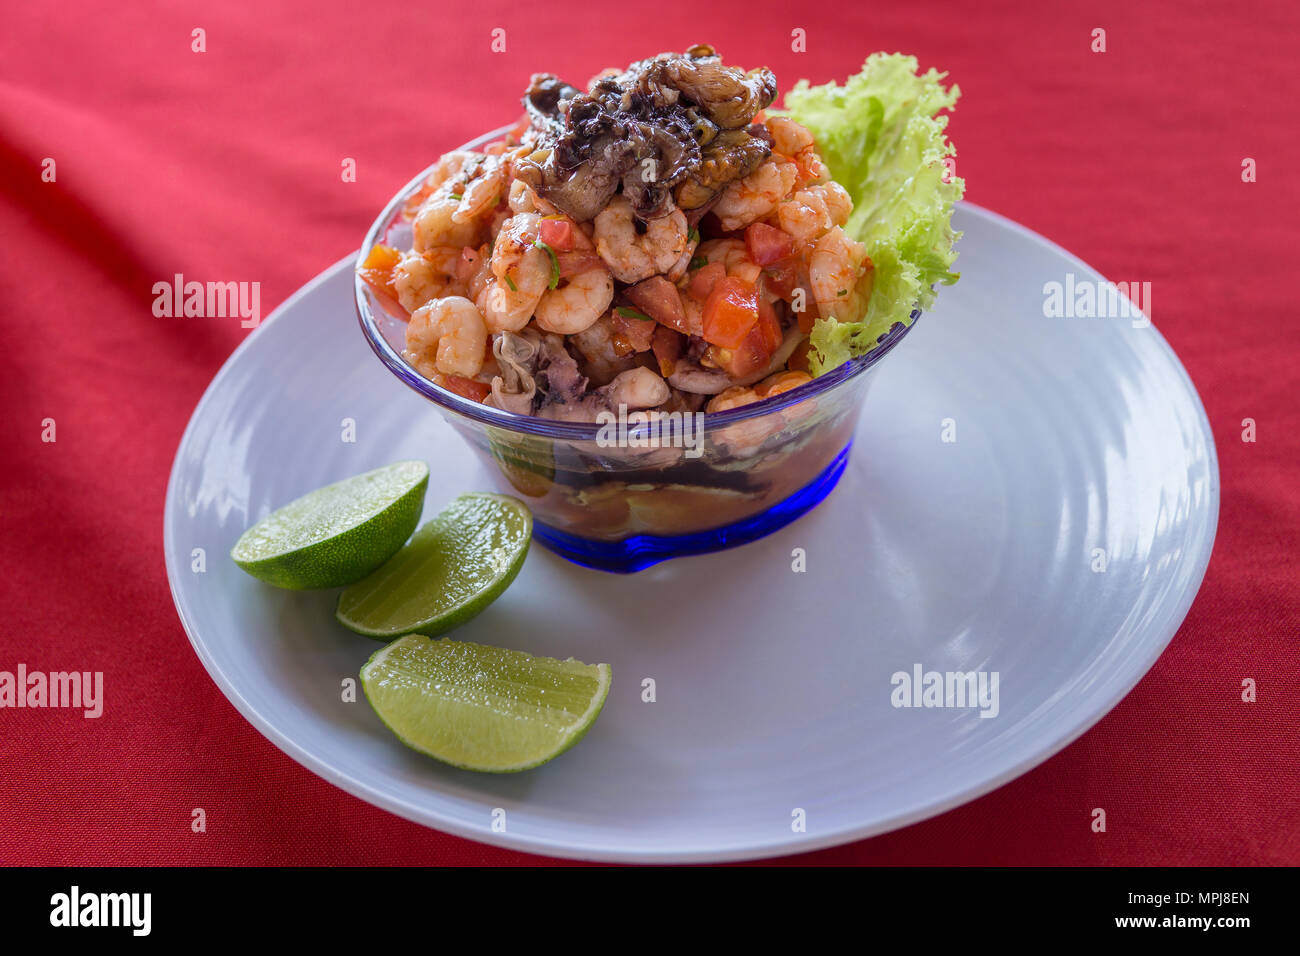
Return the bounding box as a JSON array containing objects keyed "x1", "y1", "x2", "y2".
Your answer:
[{"x1": 356, "y1": 126, "x2": 920, "y2": 572}]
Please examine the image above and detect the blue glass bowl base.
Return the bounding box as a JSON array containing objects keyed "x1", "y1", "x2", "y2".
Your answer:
[{"x1": 531, "y1": 443, "x2": 853, "y2": 573}]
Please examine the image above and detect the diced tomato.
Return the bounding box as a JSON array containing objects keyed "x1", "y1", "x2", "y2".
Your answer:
[
  {"x1": 625, "y1": 276, "x2": 688, "y2": 333},
  {"x1": 755, "y1": 297, "x2": 783, "y2": 353},
  {"x1": 706, "y1": 300, "x2": 782, "y2": 378},
  {"x1": 651, "y1": 325, "x2": 686, "y2": 376},
  {"x1": 556, "y1": 251, "x2": 604, "y2": 278},
  {"x1": 688, "y1": 262, "x2": 726, "y2": 303},
  {"x1": 761, "y1": 254, "x2": 816, "y2": 334},
  {"x1": 796, "y1": 296, "x2": 817, "y2": 334},
  {"x1": 762, "y1": 256, "x2": 799, "y2": 299},
  {"x1": 702, "y1": 346, "x2": 737, "y2": 379},
  {"x1": 507, "y1": 114, "x2": 531, "y2": 142},
  {"x1": 705, "y1": 341, "x2": 766, "y2": 379},
  {"x1": 787, "y1": 338, "x2": 813, "y2": 374},
  {"x1": 702, "y1": 276, "x2": 760, "y2": 349},
  {"x1": 611, "y1": 309, "x2": 657, "y2": 352},
  {"x1": 538, "y1": 218, "x2": 576, "y2": 252},
  {"x1": 358, "y1": 244, "x2": 403, "y2": 300},
  {"x1": 435, "y1": 374, "x2": 491, "y2": 403},
  {"x1": 745, "y1": 222, "x2": 794, "y2": 266}
]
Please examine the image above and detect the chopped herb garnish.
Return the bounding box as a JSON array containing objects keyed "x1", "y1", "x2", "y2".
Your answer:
[
  {"x1": 504, "y1": 275, "x2": 518, "y2": 292},
  {"x1": 688, "y1": 256, "x2": 708, "y2": 270},
  {"x1": 837, "y1": 289, "x2": 848, "y2": 297},
  {"x1": 534, "y1": 239, "x2": 561, "y2": 289},
  {"x1": 688, "y1": 226, "x2": 700, "y2": 244},
  {"x1": 615, "y1": 306, "x2": 653, "y2": 322},
  {"x1": 449, "y1": 193, "x2": 463, "y2": 201}
]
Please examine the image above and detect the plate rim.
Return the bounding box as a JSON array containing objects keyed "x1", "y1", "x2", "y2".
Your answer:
[{"x1": 163, "y1": 202, "x2": 1220, "y2": 863}]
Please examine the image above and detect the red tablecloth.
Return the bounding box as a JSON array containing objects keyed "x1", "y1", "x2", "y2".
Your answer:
[{"x1": 2, "y1": 0, "x2": 1296, "y2": 865}]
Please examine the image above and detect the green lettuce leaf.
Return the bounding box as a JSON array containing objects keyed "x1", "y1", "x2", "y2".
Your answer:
[{"x1": 779, "y1": 53, "x2": 964, "y2": 375}]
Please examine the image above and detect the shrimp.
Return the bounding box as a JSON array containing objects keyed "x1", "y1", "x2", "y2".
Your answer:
[
  {"x1": 601, "y1": 366, "x2": 670, "y2": 409},
  {"x1": 491, "y1": 213, "x2": 542, "y2": 280},
  {"x1": 488, "y1": 205, "x2": 512, "y2": 242},
  {"x1": 765, "y1": 116, "x2": 828, "y2": 187},
  {"x1": 412, "y1": 152, "x2": 507, "y2": 252},
  {"x1": 593, "y1": 195, "x2": 689, "y2": 283},
  {"x1": 775, "y1": 182, "x2": 852, "y2": 245},
  {"x1": 508, "y1": 179, "x2": 538, "y2": 215},
  {"x1": 808, "y1": 226, "x2": 870, "y2": 321},
  {"x1": 760, "y1": 369, "x2": 818, "y2": 425},
  {"x1": 758, "y1": 370, "x2": 813, "y2": 396},
  {"x1": 402, "y1": 296, "x2": 489, "y2": 379},
  {"x1": 705, "y1": 384, "x2": 780, "y2": 454},
  {"x1": 707, "y1": 385, "x2": 762, "y2": 413},
  {"x1": 392, "y1": 248, "x2": 465, "y2": 313},
  {"x1": 711, "y1": 159, "x2": 797, "y2": 231},
  {"x1": 697, "y1": 238, "x2": 761, "y2": 285},
  {"x1": 507, "y1": 178, "x2": 561, "y2": 216},
  {"x1": 712, "y1": 365, "x2": 814, "y2": 409},
  {"x1": 456, "y1": 243, "x2": 494, "y2": 303},
  {"x1": 664, "y1": 230, "x2": 701, "y2": 282},
  {"x1": 401, "y1": 150, "x2": 479, "y2": 219},
  {"x1": 413, "y1": 197, "x2": 482, "y2": 253},
  {"x1": 480, "y1": 213, "x2": 551, "y2": 332},
  {"x1": 534, "y1": 266, "x2": 614, "y2": 335},
  {"x1": 705, "y1": 371, "x2": 810, "y2": 453},
  {"x1": 765, "y1": 116, "x2": 815, "y2": 157},
  {"x1": 679, "y1": 295, "x2": 705, "y2": 337},
  {"x1": 455, "y1": 158, "x2": 507, "y2": 224},
  {"x1": 569, "y1": 312, "x2": 639, "y2": 386}
]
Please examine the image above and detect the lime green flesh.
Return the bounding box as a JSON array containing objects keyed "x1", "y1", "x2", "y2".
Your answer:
[
  {"x1": 361, "y1": 635, "x2": 611, "y2": 772},
  {"x1": 336, "y1": 493, "x2": 532, "y2": 639},
  {"x1": 230, "y1": 461, "x2": 429, "y2": 590}
]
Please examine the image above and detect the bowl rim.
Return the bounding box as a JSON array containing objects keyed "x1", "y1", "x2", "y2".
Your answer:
[{"x1": 355, "y1": 123, "x2": 921, "y2": 441}]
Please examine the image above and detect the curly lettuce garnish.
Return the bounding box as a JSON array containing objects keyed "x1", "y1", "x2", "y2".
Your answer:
[{"x1": 780, "y1": 53, "x2": 964, "y2": 375}]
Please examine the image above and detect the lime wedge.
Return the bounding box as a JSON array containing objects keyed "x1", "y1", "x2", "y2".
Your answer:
[
  {"x1": 336, "y1": 493, "x2": 531, "y2": 639},
  {"x1": 361, "y1": 635, "x2": 611, "y2": 772},
  {"x1": 231, "y1": 460, "x2": 428, "y2": 590}
]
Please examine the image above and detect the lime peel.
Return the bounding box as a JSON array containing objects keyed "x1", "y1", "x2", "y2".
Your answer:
[
  {"x1": 361, "y1": 635, "x2": 611, "y2": 772},
  {"x1": 230, "y1": 460, "x2": 429, "y2": 590},
  {"x1": 336, "y1": 492, "x2": 532, "y2": 639}
]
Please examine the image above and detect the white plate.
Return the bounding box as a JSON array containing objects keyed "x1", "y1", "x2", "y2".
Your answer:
[{"x1": 164, "y1": 205, "x2": 1217, "y2": 863}]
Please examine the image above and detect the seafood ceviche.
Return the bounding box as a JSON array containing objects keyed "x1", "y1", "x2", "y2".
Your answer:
[{"x1": 360, "y1": 46, "x2": 964, "y2": 424}]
